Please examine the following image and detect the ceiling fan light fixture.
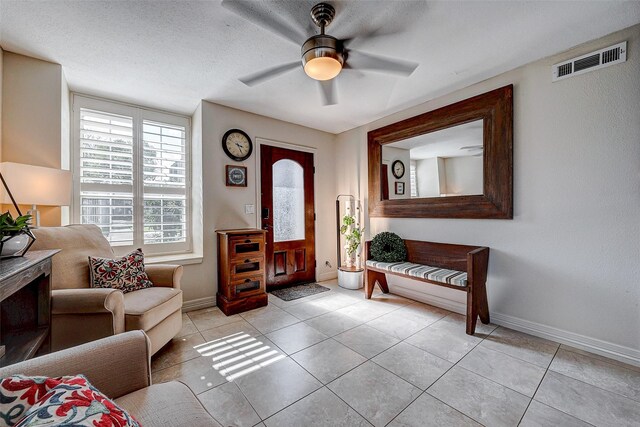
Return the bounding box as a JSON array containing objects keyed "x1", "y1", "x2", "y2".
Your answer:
[
  {"x1": 304, "y1": 56, "x2": 342, "y2": 80},
  {"x1": 302, "y1": 35, "x2": 344, "y2": 81}
]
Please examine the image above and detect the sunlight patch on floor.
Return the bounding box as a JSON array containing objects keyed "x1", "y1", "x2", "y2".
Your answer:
[{"x1": 194, "y1": 332, "x2": 285, "y2": 382}]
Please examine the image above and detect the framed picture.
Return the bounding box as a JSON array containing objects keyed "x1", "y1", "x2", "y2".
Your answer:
[
  {"x1": 226, "y1": 165, "x2": 247, "y2": 187},
  {"x1": 395, "y1": 182, "x2": 405, "y2": 195}
]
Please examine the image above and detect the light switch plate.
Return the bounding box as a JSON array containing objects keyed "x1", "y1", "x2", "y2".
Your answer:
[{"x1": 244, "y1": 204, "x2": 255, "y2": 215}]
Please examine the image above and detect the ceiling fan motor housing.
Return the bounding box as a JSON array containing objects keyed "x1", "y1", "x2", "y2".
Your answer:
[{"x1": 302, "y1": 35, "x2": 344, "y2": 66}]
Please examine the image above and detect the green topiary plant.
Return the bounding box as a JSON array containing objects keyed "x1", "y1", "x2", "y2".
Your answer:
[
  {"x1": 0, "y1": 212, "x2": 32, "y2": 237},
  {"x1": 370, "y1": 231, "x2": 407, "y2": 262}
]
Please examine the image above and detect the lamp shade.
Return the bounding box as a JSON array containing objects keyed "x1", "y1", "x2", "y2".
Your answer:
[{"x1": 0, "y1": 162, "x2": 72, "y2": 206}]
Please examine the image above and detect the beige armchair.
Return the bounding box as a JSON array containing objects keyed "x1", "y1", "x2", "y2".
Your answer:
[
  {"x1": 0, "y1": 331, "x2": 218, "y2": 426},
  {"x1": 32, "y1": 224, "x2": 183, "y2": 354}
]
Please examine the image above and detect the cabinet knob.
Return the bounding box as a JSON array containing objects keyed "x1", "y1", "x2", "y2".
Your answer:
[
  {"x1": 244, "y1": 239, "x2": 251, "y2": 243},
  {"x1": 244, "y1": 279, "x2": 251, "y2": 283},
  {"x1": 244, "y1": 259, "x2": 251, "y2": 263}
]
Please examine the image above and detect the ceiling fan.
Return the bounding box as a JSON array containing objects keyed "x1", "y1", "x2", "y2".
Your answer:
[{"x1": 222, "y1": 1, "x2": 420, "y2": 105}]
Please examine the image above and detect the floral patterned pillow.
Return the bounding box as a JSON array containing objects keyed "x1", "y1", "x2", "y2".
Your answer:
[
  {"x1": 0, "y1": 375, "x2": 72, "y2": 426},
  {"x1": 13, "y1": 375, "x2": 139, "y2": 427},
  {"x1": 89, "y1": 249, "x2": 153, "y2": 293}
]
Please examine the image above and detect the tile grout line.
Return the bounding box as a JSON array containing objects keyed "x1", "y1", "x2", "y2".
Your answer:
[
  {"x1": 473, "y1": 326, "x2": 559, "y2": 369},
  {"x1": 516, "y1": 343, "x2": 560, "y2": 425},
  {"x1": 280, "y1": 354, "x2": 374, "y2": 425}
]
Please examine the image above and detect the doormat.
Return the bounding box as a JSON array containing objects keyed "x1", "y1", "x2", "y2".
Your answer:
[{"x1": 269, "y1": 283, "x2": 330, "y2": 301}]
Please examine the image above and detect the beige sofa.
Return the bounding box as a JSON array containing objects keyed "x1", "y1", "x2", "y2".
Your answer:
[
  {"x1": 32, "y1": 224, "x2": 183, "y2": 354},
  {"x1": 0, "y1": 331, "x2": 219, "y2": 426}
]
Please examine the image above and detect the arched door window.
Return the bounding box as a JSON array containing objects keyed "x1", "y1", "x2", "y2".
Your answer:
[{"x1": 272, "y1": 159, "x2": 305, "y2": 242}]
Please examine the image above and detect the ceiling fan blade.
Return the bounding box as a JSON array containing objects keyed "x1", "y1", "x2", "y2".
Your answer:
[
  {"x1": 318, "y1": 80, "x2": 337, "y2": 106},
  {"x1": 221, "y1": 0, "x2": 304, "y2": 45},
  {"x1": 341, "y1": 1, "x2": 428, "y2": 49},
  {"x1": 346, "y1": 49, "x2": 419, "y2": 77},
  {"x1": 239, "y1": 61, "x2": 300, "y2": 87}
]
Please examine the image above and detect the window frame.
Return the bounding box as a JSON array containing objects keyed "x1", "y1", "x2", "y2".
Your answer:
[{"x1": 71, "y1": 94, "x2": 192, "y2": 256}]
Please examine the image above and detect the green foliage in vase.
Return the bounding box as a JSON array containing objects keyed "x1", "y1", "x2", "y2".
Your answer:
[
  {"x1": 340, "y1": 213, "x2": 364, "y2": 257},
  {"x1": 0, "y1": 212, "x2": 32, "y2": 237}
]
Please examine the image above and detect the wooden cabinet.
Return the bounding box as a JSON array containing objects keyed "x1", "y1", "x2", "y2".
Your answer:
[
  {"x1": 216, "y1": 229, "x2": 268, "y2": 315},
  {"x1": 0, "y1": 250, "x2": 58, "y2": 367}
]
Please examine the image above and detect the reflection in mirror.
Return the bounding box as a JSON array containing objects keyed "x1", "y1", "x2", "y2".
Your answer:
[{"x1": 381, "y1": 120, "x2": 484, "y2": 200}]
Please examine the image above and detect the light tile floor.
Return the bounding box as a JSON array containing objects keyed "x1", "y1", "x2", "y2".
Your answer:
[{"x1": 152, "y1": 280, "x2": 640, "y2": 426}]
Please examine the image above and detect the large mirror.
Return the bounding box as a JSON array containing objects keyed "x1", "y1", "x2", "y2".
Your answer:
[{"x1": 368, "y1": 85, "x2": 513, "y2": 219}]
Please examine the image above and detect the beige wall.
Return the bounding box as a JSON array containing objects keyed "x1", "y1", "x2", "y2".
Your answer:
[
  {"x1": 381, "y1": 146, "x2": 410, "y2": 199},
  {"x1": 178, "y1": 101, "x2": 337, "y2": 304},
  {"x1": 1, "y1": 52, "x2": 68, "y2": 225},
  {"x1": 0, "y1": 48, "x2": 3, "y2": 164},
  {"x1": 335, "y1": 24, "x2": 640, "y2": 364}
]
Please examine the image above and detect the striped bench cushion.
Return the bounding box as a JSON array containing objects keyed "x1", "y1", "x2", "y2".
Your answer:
[{"x1": 366, "y1": 260, "x2": 468, "y2": 287}]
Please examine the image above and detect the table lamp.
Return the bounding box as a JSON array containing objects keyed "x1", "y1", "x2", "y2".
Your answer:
[{"x1": 0, "y1": 162, "x2": 72, "y2": 227}]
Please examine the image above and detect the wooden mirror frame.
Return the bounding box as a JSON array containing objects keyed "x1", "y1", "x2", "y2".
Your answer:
[{"x1": 368, "y1": 85, "x2": 513, "y2": 219}]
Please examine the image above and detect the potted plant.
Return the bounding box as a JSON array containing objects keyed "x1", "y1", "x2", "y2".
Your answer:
[
  {"x1": 0, "y1": 212, "x2": 35, "y2": 259},
  {"x1": 340, "y1": 213, "x2": 364, "y2": 268},
  {"x1": 338, "y1": 212, "x2": 365, "y2": 289}
]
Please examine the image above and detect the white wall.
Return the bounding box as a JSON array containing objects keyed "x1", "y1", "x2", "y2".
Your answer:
[
  {"x1": 415, "y1": 157, "x2": 441, "y2": 197},
  {"x1": 179, "y1": 101, "x2": 337, "y2": 305},
  {"x1": 335, "y1": 24, "x2": 640, "y2": 365},
  {"x1": 443, "y1": 156, "x2": 483, "y2": 195}
]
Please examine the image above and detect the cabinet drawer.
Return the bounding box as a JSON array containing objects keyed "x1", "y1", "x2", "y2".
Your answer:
[
  {"x1": 230, "y1": 256, "x2": 264, "y2": 277},
  {"x1": 229, "y1": 236, "x2": 265, "y2": 258},
  {"x1": 228, "y1": 275, "x2": 265, "y2": 300}
]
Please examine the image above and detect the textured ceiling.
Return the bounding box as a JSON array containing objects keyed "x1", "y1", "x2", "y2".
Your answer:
[{"x1": 1, "y1": 1, "x2": 639, "y2": 134}]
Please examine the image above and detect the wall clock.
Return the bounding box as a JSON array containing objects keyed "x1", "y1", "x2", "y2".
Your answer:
[
  {"x1": 226, "y1": 165, "x2": 247, "y2": 187},
  {"x1": 222, "y1": 129, "x2": 253, "y2": 161},
  {"x1": 392, "y1": 160, "x2": 405, "y2": 179}
]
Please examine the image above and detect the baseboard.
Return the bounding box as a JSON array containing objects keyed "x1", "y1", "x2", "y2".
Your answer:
[
  {"x1": 490, "y1": 312, "x2": 640, "y2": 368},
  {"x1": 318, "y1": 270, "x2": 338, "y2": 282},
  {"x1": 390, "y1": 285, "x2": 640, "y2": 368},
  {"x1": 182, "y1": 296, "x2": 216, "y2": 312}
]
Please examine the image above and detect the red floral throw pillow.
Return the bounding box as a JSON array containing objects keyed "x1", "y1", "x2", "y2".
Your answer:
[
  {"x1": 13, "y1": 375, "x2": 139, "y2": 427},
  {"x1": 0, "y1": 375, "x2": 72, "y2": 426},
  {"x1": 89, "y1": 249, "x2": 153, "y2": 294}
]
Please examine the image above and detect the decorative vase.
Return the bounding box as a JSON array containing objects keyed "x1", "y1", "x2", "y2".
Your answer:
[{"x1": 0, "y1": 233, "x2": 34, "y2": 259}]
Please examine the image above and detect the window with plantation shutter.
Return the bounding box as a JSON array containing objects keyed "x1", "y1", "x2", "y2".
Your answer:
[
  {"x1": 73, "y1": 95, "x2": 191, "y2": 255},
  {"x1": 410, "y1": 160, "x2": 418, "y2": 198}
]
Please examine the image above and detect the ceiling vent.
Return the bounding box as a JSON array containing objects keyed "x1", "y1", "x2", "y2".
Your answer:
[{"x1": 552, "y1": 41, "x2": 627, "y2": 82}]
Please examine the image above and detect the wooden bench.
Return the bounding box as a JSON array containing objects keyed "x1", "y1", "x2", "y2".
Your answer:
[{"x1": 364, "y1": 239, "x2": 490, "y2": 335}]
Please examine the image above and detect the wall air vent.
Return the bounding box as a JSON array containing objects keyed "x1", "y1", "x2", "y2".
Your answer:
[{"x1": 552, "y1": 41, "x2": 626, "y2": 82}]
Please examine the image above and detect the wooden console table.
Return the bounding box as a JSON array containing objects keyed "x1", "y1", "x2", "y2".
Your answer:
[{"x1": 0, "y1": 250, "x2": 58, "y2": 367}]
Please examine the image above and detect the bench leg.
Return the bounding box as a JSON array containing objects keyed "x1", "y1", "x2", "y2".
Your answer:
[
  {"x1": 365, "y1": 270, "x2": 389, "y2": 299},
  {"x1": 477, "y1": 282, "x2": 490, "y2": 325},
  {"x1": 466, "y1": 282, "x2": 490, "y2": 335},
  {"x1": 466, "y1": 290, "x2": 478, "y2": 335}
]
